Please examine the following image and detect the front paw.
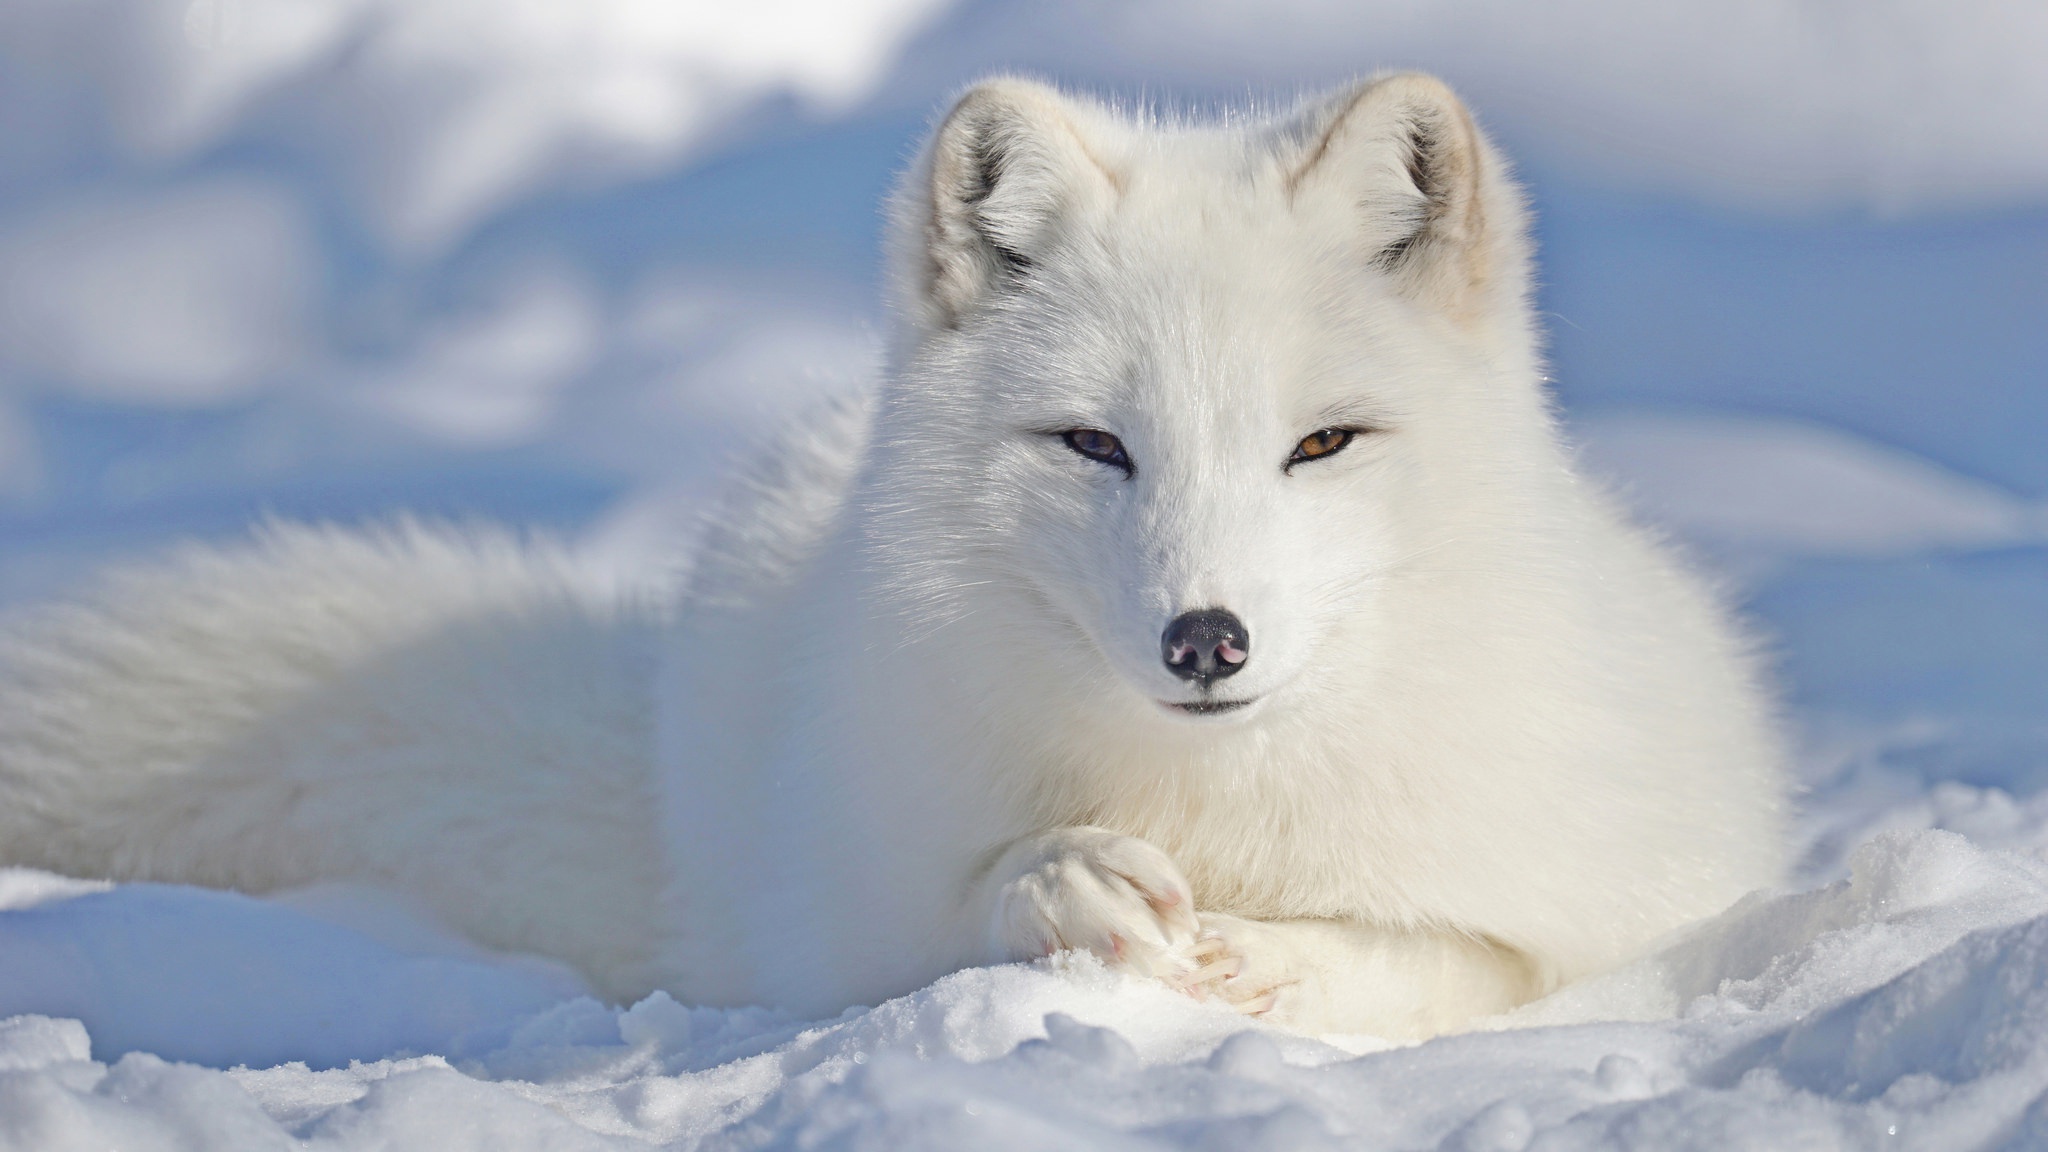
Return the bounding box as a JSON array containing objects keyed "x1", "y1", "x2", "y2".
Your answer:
[
  {"x1": 988, "y1": 827, "x2": 1201, "y2": 980},
  {"x1": 1177, "y1": 912, "x2": 1307, "y2": 1019}
]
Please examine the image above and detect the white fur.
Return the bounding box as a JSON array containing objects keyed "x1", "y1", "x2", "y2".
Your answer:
[{"x1": 0, "y1": 75, "x2": 1786, "y2": 1039}]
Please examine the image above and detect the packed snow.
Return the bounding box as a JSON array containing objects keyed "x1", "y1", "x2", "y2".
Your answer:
[
  {"x1": 2, "y1": 0, "x2": 2047, "y2": 1148},
  {"x1": 3, "y1": 813, "x2": 2048, "y2": 1149}
]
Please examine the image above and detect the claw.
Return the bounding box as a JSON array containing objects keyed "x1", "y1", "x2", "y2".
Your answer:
[
  {"x1": 1175, "y1": 955, "x2": 1242, "y2": 988},
  {"x1": 1237, "y1": 992, "x2": 1277, "y2": 1016}
]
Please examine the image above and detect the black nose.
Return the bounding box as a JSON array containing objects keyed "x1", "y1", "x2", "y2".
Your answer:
[{"x1": 1162, "y1": 608, "x2": 1251, "y2": 686}]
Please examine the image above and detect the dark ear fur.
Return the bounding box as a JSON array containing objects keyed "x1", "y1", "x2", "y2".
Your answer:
[
  {"x1": 1284, "y1": 73, "x2": 1496, "y2": 313},
  {"x1": 921, "y1": 79, "x2": 1116, "y2": 327}
]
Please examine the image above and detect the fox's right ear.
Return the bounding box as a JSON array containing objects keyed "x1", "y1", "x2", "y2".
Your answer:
[{"x1": 911, "y1": 79, "x2": 1118, "y2": 328}]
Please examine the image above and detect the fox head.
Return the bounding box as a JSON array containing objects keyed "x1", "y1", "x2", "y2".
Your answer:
[{"x1": 866, "y1": 75, "x2": 1568, "y2": 748}]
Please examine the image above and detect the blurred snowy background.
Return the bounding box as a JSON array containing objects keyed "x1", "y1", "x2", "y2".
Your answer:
[
  {"x1": 3, "y1": 3, "x2": 2048, "y2": 1148},
  {"x1": 2, "y1": 0, "x2": 2045, "y2": 750}
]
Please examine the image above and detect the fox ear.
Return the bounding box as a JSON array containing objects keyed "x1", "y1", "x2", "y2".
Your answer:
[
  {"x1": 1283, "y1": 74, "x2": 1505, "y2": 316},
  {"x1": 916, "y1": 79, "x2": 1118, "y2": 327}
]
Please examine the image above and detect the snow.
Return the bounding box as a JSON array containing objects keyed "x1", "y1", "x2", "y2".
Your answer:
[
  {"x1": 0, "y1": 0, "x2": 953, "y2": 253},
  {"x1": 0, "y1": 180, "x2": 316, "y2": 406},
  {"x1": 1, "y1": 0, "x2": 2046, "y2": 1148},
  {"x1": 1574, "y1": 414, "x2": 2048, "y2": 565},
  {"x1": 0, "y1": 877, "x2": 584, "y2": 1072},
  {"x1": 2, "y1": 826, "x2": 2047, "y2": 1149}
]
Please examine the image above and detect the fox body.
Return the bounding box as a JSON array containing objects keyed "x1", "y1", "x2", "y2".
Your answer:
[{"x1": 0, "y1": 75, "x2": 1785, "y2": 1038}]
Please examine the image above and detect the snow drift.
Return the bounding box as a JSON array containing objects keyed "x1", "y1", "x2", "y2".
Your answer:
[{"x1": 2, "y1": 818, "x2": 2046, "y2": 1149}]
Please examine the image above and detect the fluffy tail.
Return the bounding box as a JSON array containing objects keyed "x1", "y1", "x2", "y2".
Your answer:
[{"x1": 0, "y1": 520, "x2": 671, "y2": 999}]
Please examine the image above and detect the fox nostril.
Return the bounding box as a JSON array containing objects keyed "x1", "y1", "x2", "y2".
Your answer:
[{"x1": 1161, "y1": 609, "x2": 1251, "y2": 685}]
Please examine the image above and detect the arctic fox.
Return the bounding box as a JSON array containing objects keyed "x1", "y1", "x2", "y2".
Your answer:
[{"x1": 0, "y1": 74, "x2": 1786, "y2": 1039}]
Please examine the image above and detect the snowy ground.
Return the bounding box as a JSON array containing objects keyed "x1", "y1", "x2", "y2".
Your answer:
[
  {"x1": 2, "y1": 1, "x2": 2046, "y2": 1149},
  {"x1": 2, "y1": 793, "x2": 2047, "y2": 1149}
]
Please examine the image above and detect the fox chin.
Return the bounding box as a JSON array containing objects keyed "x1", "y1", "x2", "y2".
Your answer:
[{"x1": 0, "y1": 73, "x2": 1787, "y2": 1040}]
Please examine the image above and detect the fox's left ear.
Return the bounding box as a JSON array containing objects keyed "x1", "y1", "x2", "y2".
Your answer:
[{"x1": 1282, "y1": 73, "x2": 1520, "y2": 319}]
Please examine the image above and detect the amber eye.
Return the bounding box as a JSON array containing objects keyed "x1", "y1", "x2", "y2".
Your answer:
[
  {"x1": 1061, "y1": 428, "x2": 1133, "y2": 475},
  {"x1": 1286, "y1": 428, "x2": 1358, "y2": 469}
]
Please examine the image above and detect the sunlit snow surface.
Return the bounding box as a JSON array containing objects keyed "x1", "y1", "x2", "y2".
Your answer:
[{"x1": 2, "y1": 812, "x2": 2048, "y2": 1149}]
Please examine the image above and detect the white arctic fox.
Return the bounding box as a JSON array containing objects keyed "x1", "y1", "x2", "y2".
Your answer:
[{"x1": 0, "y1": 74, "x2": 1786, "y2": 1039}]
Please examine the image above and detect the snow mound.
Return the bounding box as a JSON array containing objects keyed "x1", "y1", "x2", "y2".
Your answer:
[
  {"x1": 3, "y1": 0, "x2": 953, "y2": 253},
  {"x1": 2, "y1": 829, "x2": 2046, "y2": 1149},
  {"x1": 1575, "y1": 413, "x2": 2048, "y2": 563},
  {"x1": 0, "y1": 874, "x2": 585, "y2": 1072}
]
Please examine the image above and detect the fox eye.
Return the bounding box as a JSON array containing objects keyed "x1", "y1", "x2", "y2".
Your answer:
[
  {"x1": 1286, "y1": 428, "x2": 1359, "y2": 469},
  {"x1": 1061, "y1": 428, "x2": 1133, "y2": 475}
]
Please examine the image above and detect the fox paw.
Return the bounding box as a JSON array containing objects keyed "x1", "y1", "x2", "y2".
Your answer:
[
  {"x1": 1172, "y1": 913, "x2": 1306, "y2": 1018},
  {"x1": 989, "y1": 827, "x2": 1201, "y2": 980}
]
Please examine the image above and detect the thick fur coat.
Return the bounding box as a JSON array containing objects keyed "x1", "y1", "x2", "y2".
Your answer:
[{"x1": 0, "y1": 75, "x2": 1787, "y2": 1038}]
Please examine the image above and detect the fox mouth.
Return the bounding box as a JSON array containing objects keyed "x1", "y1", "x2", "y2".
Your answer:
[{"x1": 1164, "y1": 698, "x2": 1255, "y2": 717}]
